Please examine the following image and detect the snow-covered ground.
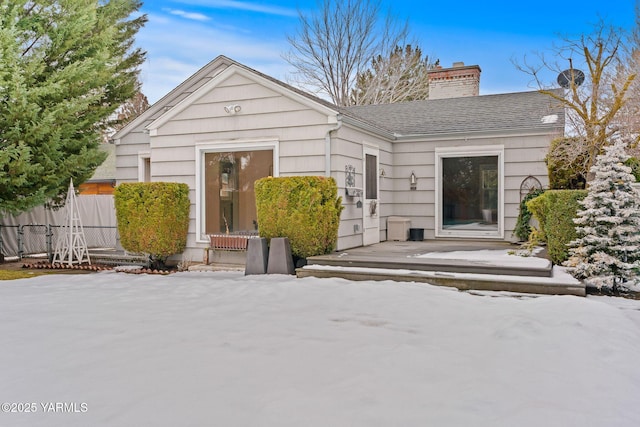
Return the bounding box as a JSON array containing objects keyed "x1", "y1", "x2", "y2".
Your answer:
[
  {"x1": 1, "y1": 270, "x2": 640, "y2": 426},
  {"x1": 416, "y1": 248, "x2": 551, "y2": 268}
]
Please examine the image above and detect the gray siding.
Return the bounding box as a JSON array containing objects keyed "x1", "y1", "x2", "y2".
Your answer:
[
  {"x1": 330, "y1": 125, "x2": 393, "y2": 247},
  {"x1": 390, "y1": 131, "x2": 554, "y2": 241}
]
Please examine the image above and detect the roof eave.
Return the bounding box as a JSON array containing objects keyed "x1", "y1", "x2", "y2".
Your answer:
[
  {"x1": 112, "y1": 55, "x2": 235, "y2": 141},
  {"x1": 339, "y1": 114, "x2": 397, "y2": 140},
  {"x1": 394, "y1": 126, "x2": 565, "y2": 142}
]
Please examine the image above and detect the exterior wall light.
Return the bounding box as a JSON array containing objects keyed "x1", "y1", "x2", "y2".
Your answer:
[
  {"x1": 224, "y1": 104, "x2": 242, "y2": 114},
  {"x1": 410, "y1": 171, "x2": 417, "y2": 190}
]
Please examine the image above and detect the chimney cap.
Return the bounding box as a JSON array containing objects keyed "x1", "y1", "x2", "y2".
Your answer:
[{"x1": 427, "y1": 63, "x2": 481, "y2": 74}]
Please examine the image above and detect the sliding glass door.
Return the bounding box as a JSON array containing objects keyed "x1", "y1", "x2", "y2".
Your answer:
[{"x1": 436, "y1": 147, "x2": 503, "y2": 238}]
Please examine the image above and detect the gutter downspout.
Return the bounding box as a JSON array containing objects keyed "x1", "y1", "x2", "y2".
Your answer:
[{"x1": 325, "y1": 114, "x2": 343, "y2": 177}]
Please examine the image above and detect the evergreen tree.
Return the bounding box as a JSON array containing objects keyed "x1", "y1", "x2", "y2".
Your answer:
[
  {"x1": 0, "y1": 0, "x2": 146, "y2": 214},
  {"x1": 565, "y1": 139, "x2": 640, "y2": 290},
  {"x1": 351, "y1": 45, "x2": 437, "y2": 105}
]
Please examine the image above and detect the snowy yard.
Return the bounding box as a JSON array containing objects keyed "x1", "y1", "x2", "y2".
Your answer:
[{"x1": 1, "y1": 270, "x2": 640, "y2": 426}]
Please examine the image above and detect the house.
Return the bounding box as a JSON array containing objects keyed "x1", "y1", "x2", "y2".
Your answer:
[
  {"x1": 113, "y1": 56, "x2": 564, "y2": 263},
  {"x1": 78, "y1": 143, "x2": 116, "y2": 195}
]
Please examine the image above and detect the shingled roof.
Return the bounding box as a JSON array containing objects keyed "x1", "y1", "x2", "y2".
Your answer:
[
  {"x1": 343, "y1": 90, "x2": 565, "y2": 137},
  {"x1": 115, "y1": 55, "x2": 564, "y2": 142}
]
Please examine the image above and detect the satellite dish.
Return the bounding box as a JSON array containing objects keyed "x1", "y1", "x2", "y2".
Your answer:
[{"x1": 557, "y1": 68, "x2": 585, "y2": 88}]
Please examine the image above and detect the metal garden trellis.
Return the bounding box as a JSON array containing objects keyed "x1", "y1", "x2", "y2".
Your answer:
[{"x1": 52, "y1": 180, "x2": 91, "y2": 266}]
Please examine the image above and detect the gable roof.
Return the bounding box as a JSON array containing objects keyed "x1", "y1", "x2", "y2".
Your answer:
[
  {"x1": 114, "y1": 54, "x2": 564, "y2": 142},
  {"x1": 147, "y1": 61, "x2": 342, "y2": 133},
  {"x1": 113, "y1": 55, "x2": 345, "y2": 141},
  {"x1": 87, "y1": 143, "x2": 115, "y2": 182},
  {"x1": 343, "y1": 90, "x2": 565, "y2": 137},
  {"x1": 112, "y1": 55, "x2": 236, "y2": 141}
]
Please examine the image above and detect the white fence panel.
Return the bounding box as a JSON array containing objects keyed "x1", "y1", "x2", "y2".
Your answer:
[{"x1": 1, "y1": 195, "x2": 116, "y2": 258}]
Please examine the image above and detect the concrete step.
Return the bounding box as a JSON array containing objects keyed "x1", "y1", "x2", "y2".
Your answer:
[
  {"x1": 296, "y1": 265, "x2": 585, "y2": 297},
  {"x1": 305, "y1": 252, "x2": 553, "y2": 277}
]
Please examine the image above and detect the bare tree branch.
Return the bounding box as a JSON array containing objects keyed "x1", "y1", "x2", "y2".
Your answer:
[
  {"x1": 514, "y1": 19, "x2": 637, "y2": 183},
  {"x1": 284, "y1": 0, "x2": 409, "y2": 106}
]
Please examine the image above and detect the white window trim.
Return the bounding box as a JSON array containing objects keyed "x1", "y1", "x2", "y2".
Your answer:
[
  {"x1": 137, "y1": 151, "x2": 151, "y2": 182},
  {"x1": 435, "y1": 145, "x2": 504, "y2": 239},
  {"x1": 194, "y1": 139, "x2": 279, "y2": 243}
]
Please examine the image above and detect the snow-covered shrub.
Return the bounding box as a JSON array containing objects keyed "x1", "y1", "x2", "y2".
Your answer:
[{"x1": 565, "y1": 140, "x2": 640, "y2": 290}]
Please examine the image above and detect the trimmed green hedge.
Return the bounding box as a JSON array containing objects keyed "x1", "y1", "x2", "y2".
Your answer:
[
  {"x1": 526, "y1": 189, "x2": 587, "y2": 264},
  {"x1": 255, "y1": 176, "x2": 343, "y2": 259},
  {"x1": 114, "y1": 182, "x2": 191, "y2": 266}
]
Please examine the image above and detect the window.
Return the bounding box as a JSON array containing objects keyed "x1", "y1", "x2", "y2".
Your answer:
[
  {"x1": 365, "y1": 154, "x2": 377, "y2": 199},
  {"x1": 196, "y1": 141, "x2": 278, "y2": 242},
  {"x1": 436, "y1": 146, "x2": 503, "y2": 238},
  {"x1": 138, "y1": 152, "x2": 151, "y2": 182}
]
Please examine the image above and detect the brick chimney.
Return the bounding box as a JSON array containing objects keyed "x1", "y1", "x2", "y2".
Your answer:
[{"x1": 427, "y1": 62, "x2": 481, "y2": 99}]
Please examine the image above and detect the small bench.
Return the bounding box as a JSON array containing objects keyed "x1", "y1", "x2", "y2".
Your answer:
[
  {"x1": 203, "y1": 233, "x2": 260, "y2": 265},
  {"x1": 202, "y1": 233, "x2": 260, "y2": 265}
]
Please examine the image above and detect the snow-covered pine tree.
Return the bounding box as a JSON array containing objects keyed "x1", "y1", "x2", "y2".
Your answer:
[{"x1": 565, "y1": 139, "x2": 640, "y2": 290}]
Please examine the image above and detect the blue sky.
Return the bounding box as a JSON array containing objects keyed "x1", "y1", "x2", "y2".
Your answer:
[{"x1": 136, "y1": 0, "x2": 637, "y2": 104}]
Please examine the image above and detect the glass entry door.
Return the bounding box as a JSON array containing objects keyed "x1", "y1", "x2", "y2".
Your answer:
[{"x1": 204, "y1": 150, "x2": 273, "y2": 234}]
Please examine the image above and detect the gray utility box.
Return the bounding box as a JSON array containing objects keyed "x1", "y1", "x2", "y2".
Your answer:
[{"x1": 387, "y1": 216, "x2": 410, "y2": 241}]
